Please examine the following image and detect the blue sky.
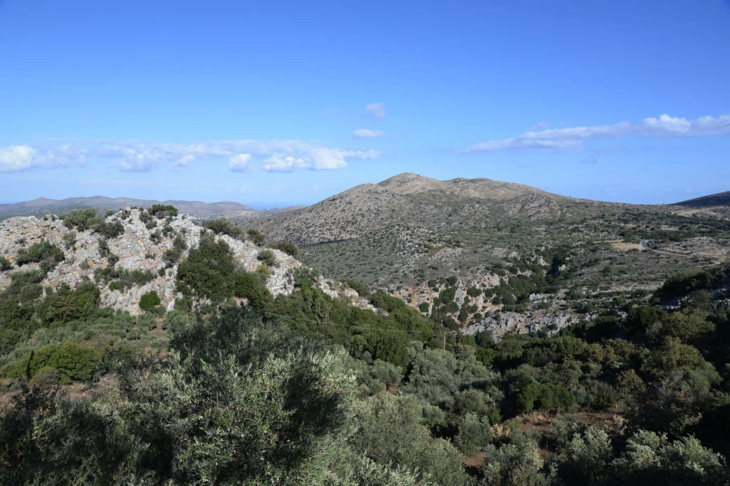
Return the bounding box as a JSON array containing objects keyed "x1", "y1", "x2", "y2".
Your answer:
[{"x1": 1, "y1": 0, "x2": 729, "y2": 207}]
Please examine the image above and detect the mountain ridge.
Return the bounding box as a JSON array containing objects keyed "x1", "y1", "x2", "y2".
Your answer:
[
  {"x1": 674, "y1": 191, "x2": 730, "y2": 208},
  {"x1": 0, "y1": 196, "x2": 301, "y2": 219}
]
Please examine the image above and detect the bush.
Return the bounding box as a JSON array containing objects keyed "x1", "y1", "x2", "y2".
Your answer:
[
  {"x1": 257, "y1": 249, "x2": 277, "y2": 267},
  {"x1": 94, "y1": 220, "x2": 124, "y2": 239},
  {"x1": 176, "y1": 234, "x2": 235, "y2": 301},
  {"x1": 350, "y1": 395, "x2": 470, "y2": 484},
  {"x1": 612, "y1": 430, "x2": 728, "y2": 484},
  {"x1": 163, "y1": 234, "x2": 188, "y2": 265},
  {"x1": 62, "y1": 231, "x2": 76, "y2": 249},
  {"x1": 583, "y1": 380, "x2": 617, "y2": 410},
  {"x1": 247, "y1": 229, "x2": 265, "y2": 246},
  {"x1": 517, "y1": 383, "x2": 576, "y2": 413},
  {"x1": 234, "y1": 273, "x2": 272, "y2": 309},
  {"x1": 36, "y1": 282, "x2": 100, "y2": 325},
  {"x1": 0, "y1": 256, "x2": 11, "y2": 271},
  {"x1": 94, "y1": 266, "x2": 155, "y2": 291},
  {"x1": 5, "y1": 342, "x2": 102, "y2": 383},
  {"x1": 139, "y1": 291, "x2": 162, "y2": 311},
  {"x1": 63, "y1": 208, "x2": 124, "y2": 237},
  {"x1": 29, "y1": 366, "x2": 60, "y2": 386},
  {"x1": 15, "y1": 241, "x2": 65, "y2": 269},
  {"x1": 63, "y1": 208, "x2": 98, "y2": 231},
  {"x1": 145, "y1": 204, "x2": 177, "y2": 219},
  {"x1": 344, "y1": 279, "x2": 370, "y2": 297},
  {"x1": 455, "y1": 413, "x2": 493, "y2": 455},
  {"x1": 481, "y1": 438, "x2": 548, "y2": 486},
  {"x1": 270, "y1": 241, "x2": 299, "y2": 257},
  {"x1": 202, "y1": 218, "x2": 243, "y2": 238}
]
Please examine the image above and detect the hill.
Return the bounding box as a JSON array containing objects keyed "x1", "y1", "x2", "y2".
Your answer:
[
  {"x1": 245, "y1": 172, "x2": 586, "y2": 244},
  {"x1": 0, "y1": 196, "x2": 261, "y2": 220},
  {"x1": 2, "y1": 202, "x2": 730, "y2": 485},
  {"x1": 242, "y1": 173, "x2": 730, "y2": 336},
  {"x1": 674, "y1": 191, "x2": 730, "y2": 208}
]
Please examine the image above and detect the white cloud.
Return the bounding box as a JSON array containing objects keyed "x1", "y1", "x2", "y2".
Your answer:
[
  {"x1": 0, "y1": 145, "x2": 37, "y2": 172},
  {"x1": 463, "y1": 114, "x2": 730, "y2": 153},
  {"x1": 353, "y1": 128, "x2": 386, "y2": 138},
  {"x1": 263, "y1": 155, "x2": 311, "y2": 172},
  {"x1": 365, "y1": 102, "x2": 386, "y2": 119},
  {"x1": 0, "y1": 139, "x2": 381, "y2": 173},
  {"x1": 174, "y1": 154, "x2": 196, "y2": 170},
  {"x1": 228, "y1": 153, "x2": 252, "y2": 172},
  {"x1": 262, "y1": 148, "x2": 379, "y2": 172}
]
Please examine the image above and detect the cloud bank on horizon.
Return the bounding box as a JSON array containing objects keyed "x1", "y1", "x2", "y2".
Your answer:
[
  {"x1": 3, "y1": 112, "x2": 727, "y2": 174},
  {"x1": 462, "y1": 114, "x2": 730, "y2": 153},
  {"x1": 0, "y1": 139, "x2": 381, "y2": 173}
]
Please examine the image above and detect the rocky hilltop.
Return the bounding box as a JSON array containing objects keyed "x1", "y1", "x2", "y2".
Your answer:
[
  {"x1": 245, "y1": 173, "x2": 591, "y2": 244},
  {"x1": 0, "y1": 208, "x2": 370, "y2": 316}
]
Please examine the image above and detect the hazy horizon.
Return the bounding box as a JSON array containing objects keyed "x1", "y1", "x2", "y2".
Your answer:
[{"x1": 0, "y1": 169, "x2": 724, "y2": 209}]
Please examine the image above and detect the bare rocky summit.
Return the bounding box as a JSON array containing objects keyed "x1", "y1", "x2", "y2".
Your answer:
[{"x1": 243, "y1": 172, "x2": 588, "y2": 245}]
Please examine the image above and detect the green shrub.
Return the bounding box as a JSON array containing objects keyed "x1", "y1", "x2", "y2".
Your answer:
[
  {"x1": 0, "y1": 256, "x2": 11, "y2": 271},
  {"x1": 583, "y1": 380, "x2": 617, "y2": 410},
  {"x1": 36, "y1": 283, "x2": 100, "y2": 325},
  {"x1": 640, "y1": 337, "x2": 705, "y2": 380},
  {"x1": 62, "y1": 231, "x2": 76, "y2": 249},
  {"x1": 6, "y1": 342, "x2": 102, "y2": 383},
  {"x1": 654, "y1": 265, "x2": 729, "y2": 301},
  {"x1": 63, "y1": 208, "x2": 124, "y2": 237},
  {"x1": 350, "y1": 394, "x2": 470, "y2": 484},
  {"x1": 15, "y1": 241, "x2": 65, "y2": 268},
  {"x1": 234, "y1": 273, "x2": 272, "y2": 309},
  {"x1": 95, "y1": 266, "x2": 155, "y2": 291},
  {"x1": 29, "y1": 366, "x2": 60, "y2": 386},
  {"x1": 63, "y1": 208, "x2": 98, "y2": 231},
  {"x1": 517, "y1": 383, "x2": 576, "y2": 413},
  {"x1": 139, "y1": 291, "x2": 162, "y2": 311},
  {"x1": 94, "y1": 220, "x2": 124, "y2": 238},
  {"x1": 255, "y1": 264, "x2": 271, "y2": 280},
  {"x1": 467, "y1": 286, "x2": 481, "y2": 297},
  {"x1": 257, "y1": 249, "x2": 277, "y2": 267},
  {"x1": 202, "y1": 218, "x2": 243, "y2": 238},
  {"x1": 176, "y1": 234, "x2": 235, "y2": 301},
  {"x1": 148, "y1": 204, "x2": 178, "y2": 219},
  {"x1": 344, "y1": 279, "x2": 370, "y2": 297},
  {"x1": 270, "y1": 241, "x2": 299, "y2": 257},
  {"x1": 455, "y1": 413, "x2": 493, "y2": 455},
  {"x1": 247, "y1": 229, "x2": 265, "y2": 246}
]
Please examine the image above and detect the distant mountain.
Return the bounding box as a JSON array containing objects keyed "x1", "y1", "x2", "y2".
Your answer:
[
  {"x1": 674, "y1": 191, "x2": 730, "y2": 208},
  {"x1": 0, "y1": 196, "x2": 267, "y2": 219}
]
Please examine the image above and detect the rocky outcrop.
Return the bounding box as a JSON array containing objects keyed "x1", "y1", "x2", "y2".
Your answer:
[
  {"x1": 0, "y1": 209, "x2": 349, "y2": 316},
  {"x1": 461, "y1": 310, "x2": 587, "y2": 341}
]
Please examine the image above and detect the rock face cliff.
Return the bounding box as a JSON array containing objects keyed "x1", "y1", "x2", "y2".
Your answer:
[{"x1": 0, "y1": 209, "x2": 305, "y2": 315}]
